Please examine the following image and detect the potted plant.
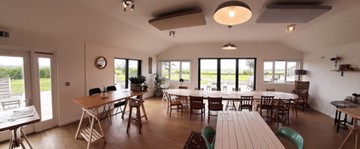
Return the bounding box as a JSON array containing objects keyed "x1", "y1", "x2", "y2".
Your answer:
[
  {"x1": 154, "y1": 73, "x2": 165, "y2": 97},
  {"x1": 129, "y1": 75, "x2": 146, "y2": 92}
]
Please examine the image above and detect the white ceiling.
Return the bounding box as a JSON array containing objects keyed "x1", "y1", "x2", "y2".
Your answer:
[{"x1": 0, "y1": 0, "x2": 359, "y2": 54}]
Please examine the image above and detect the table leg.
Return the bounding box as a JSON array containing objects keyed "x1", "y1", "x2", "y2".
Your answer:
[
  {"x1": 340, "y1": 118, "x2": 358, "y2": 149},
  {"x1": 20, "y1": 128, "x2": 33, "y2": 149},
  {"x1": 122, "y1": 98, "x2": 129, "y2": 119},
  {"x1": 335, "y1": 108, "x2": 338, "y2": 125},
  {"x1": 337, "y1": 111, "x2": 342, "y2": 132},
  {"x1": 75, "y1": 110, "x2": 86, "y2": 139}
]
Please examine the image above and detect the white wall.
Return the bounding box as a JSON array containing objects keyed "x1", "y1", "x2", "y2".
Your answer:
[
  {"x1": 157, "y1": 42, "x2": 303, "y2": 92},
  {"x1": 0, "y1": 30, "x2": 157, "y2": 126},
  {"x1": 303, "y1": 42, "x2": 360, "y2": 118}
]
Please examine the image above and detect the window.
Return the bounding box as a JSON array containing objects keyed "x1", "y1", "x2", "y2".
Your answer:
[
  {"x1": 114, "y1": 58, "x2": 141, "y2": 89},
  {"x1": 199, "y1": 58, "x2": 256, "y2": 91},
  {"x1": 160, "y1": 61, "x2": 191, "y2": 81},
  {"x1": 263, "y1": 60, "x2": 300, "y2": 83}
]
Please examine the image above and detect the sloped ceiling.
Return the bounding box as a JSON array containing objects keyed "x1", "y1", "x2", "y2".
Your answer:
[{"x1": 0, "y1": 0, "x2": 359, "y2": 54}]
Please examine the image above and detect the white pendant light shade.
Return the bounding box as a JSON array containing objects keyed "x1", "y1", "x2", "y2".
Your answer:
[
  {"x1": 222, "y1": 43, "x2": 237, "y2": 50},
  {"x1": 214, "y1": 1, "x2": 252, "y2": 25}
]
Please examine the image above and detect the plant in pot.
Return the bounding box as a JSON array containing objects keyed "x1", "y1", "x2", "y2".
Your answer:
[
  {"x1": 129, "y1": 75, "x2": 146, "y2": 92},
  {"x1": 154, "y1": 73, "x2": 165, "y2": 97}
]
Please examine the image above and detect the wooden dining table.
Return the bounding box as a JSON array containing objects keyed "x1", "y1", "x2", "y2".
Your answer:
[
  {"x1": 338, "y1": 107, "x2": 360, "y2": 149},
  {"x1": 215, "y1": 111, "x2": 285, "y2": 149},
  {"x1": 165, "y1": 89, "x2": 298, "y2": 100},
  {"x1": 73, "y1": 90, "x2": 147, "y2": 122}
]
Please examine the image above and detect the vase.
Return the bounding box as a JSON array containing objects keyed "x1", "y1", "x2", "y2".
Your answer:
[{"x1": 131, "y1": 83, "x2": 142, "y2": 92}]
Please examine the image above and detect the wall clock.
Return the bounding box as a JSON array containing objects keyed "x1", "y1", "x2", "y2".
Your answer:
[{"x1": 95, "y1": 56, "x2": 107, "y2": 69}]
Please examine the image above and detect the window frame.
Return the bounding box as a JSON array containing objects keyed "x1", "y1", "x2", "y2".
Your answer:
[
  {"x1": 159, "y1": 60, "x2": 191, "y2": 82},
  {"x1": 198, "y1": 58, "x2": 257, "y2": 91},
  {"x1": 263, "y1": 60, "x2": 300, "y2": 83},
  {"x1": 114, "y1": 58, "x2": 142, "y2": 89}
]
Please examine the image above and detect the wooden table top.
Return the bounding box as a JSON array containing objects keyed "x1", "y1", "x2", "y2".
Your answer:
[
  {"x1": 165, "y1": 89, "x2": 298, "y2": 100},
  {"x1": 215, "y1": 111, "x2": 285, "y2": 149},
  {"x1": 338, "y1": 107, "x2": 360, "y2": 119},
  {"x1": 0, "y1": 106, "x2": 40, "y2": 132},
  {"x1": 73, "y1": 90, "x2": 146, "y2": 109}
]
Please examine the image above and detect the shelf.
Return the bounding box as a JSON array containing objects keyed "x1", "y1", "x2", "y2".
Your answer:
[{"x1": 331, "y1": 69, "x2": 360, "y2": 76}]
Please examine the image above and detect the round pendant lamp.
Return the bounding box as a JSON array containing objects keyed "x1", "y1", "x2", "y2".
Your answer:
[{"x1": 214, "y1": 1, "x2": 252, "y2": 26}]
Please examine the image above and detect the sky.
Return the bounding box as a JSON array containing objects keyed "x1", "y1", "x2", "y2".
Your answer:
[{"x1": 0, "y1": 56, "x2": 50, "y2": 66}]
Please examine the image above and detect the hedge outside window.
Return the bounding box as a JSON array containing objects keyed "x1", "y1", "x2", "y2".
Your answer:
[
  {"x1": 160, "y1": 61, "x2": 190, "y2": 81},
  {"x1": 263, "y1": 60, "x2": 299, "y2": 83}
]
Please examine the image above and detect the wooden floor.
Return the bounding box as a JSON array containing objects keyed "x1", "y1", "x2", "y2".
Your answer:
[{"x1": 0, "y1": 97, "x2": 358, "y2": 149}]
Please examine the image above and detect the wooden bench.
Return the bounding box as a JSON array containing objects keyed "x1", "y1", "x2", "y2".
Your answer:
[{"x1": 0, "y1": 78, "x2": 21, "y2": 110}]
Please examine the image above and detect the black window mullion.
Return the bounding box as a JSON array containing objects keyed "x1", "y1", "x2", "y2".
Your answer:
[
  {"x1": 138, "y1": 60, "x2": 142, "y2": 76},
  {"x1": 217, "y1": 59, "x2": 221, "y2": 91},
  {"x1": 125, "y1": 59, "x2": 129, "y2": 88},
  {"x1": 235, "y1": 59, "x2": 239, "y2": 91},
  {"x1": 198, "y1": 59, "x2": 201, "y2": 89}
]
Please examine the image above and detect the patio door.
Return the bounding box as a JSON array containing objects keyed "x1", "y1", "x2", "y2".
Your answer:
[
  {"x1": 33, "y1": 52, "x2": 58, "y2": 131},
  {"x1": 0, "y1": 49, "x2": 32, "y2": 141}
]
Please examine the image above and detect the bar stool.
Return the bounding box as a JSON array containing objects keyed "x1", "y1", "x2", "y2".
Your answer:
[{"x1": 127, "y1": 99, "x2": 142, "y2": 134}]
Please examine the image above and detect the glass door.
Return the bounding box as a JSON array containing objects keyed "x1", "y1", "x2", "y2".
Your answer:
[
  {"x1": 238, "y1": 59, "x2": 255, "y2": 91},
  {"x1": 33, "y1": 53, "x2": 58, "y2": 132},
  {"x1": 199, "y1": 59, "x2": 218, "y2": 91},
  {"x1": 220, "y1": 59, "x2": 236, "y2": 91},
  {"x1": 0, "y1": 50, "x2": 32, "y2": 141}
]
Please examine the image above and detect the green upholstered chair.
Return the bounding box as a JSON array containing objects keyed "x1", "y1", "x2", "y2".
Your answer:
[
  {"x1": 201, "y1": 126, "x2": 216, "y2": 149},
  {"x1": 276, "y1": 127, "x2": 304, "y2": 149}
]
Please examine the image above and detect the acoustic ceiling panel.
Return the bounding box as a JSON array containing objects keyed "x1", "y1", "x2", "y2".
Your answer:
[
  {"x1": 149, "y1": 9, "x2": 206, "y2": 31},
  {"x1": 256, "y1": 5, "x2": 332, "y2": 23}
]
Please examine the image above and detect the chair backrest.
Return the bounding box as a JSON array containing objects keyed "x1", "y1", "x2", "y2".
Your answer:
[
  {"x1": 190, "y1": 96, "x2": 204, "y2": 106},
  {"x1": 260, "y1": 95, "x2": 274, "y2": 107},
  {"x1": 266, "y1": 88, "x2": 275, "y2": 92},
  {"x1": 201, "y1": 126, "x2": 216, "y2": 149},
  {"x1": 240, "y1": 96, "x2": 254, "y2": 110},
  {"x1": 106, "y1": 85, "x2": 117, "y2": 91},
  {"x1": 179, "y1": 86, "x2": 188, "y2": 89},
  {"x1": 89, "y1": 88, "x2": 101, "y2": 96},
  {"x1": 208, "y1": 97, "x2": 223, "y2": 110},
  {"x1": 276, "y1": 99, "x2": 290, "y2": 109},
  {"x1": 276, "y1": 127, "x2": 304, "y2": 149},
  {"x1": 0, "y1": 78, "x2": 11, "y2": 98}
]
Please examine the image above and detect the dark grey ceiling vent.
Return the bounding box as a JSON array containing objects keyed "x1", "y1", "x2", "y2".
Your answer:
[
  {"x1": 149, "y1": 9, "x2": 206, "y2": 31},
  {"x1": 0, "y1": 31, "x2": 9, "y2": 38},
  {"x1": 256, "y1": 5, "x2": 332, "y2": 23}
]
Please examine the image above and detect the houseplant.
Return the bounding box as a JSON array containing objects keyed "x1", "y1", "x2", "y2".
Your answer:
[
  {"x1": 129, "y1": 75, "x2": 146, "y2": 92},
  {"x1": 154, "y1": 73, "x2": 165, "y2": 97}
]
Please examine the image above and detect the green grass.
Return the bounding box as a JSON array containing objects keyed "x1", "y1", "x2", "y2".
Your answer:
[{"x1": 11, "y1": 78, "x2": 51, "y2": 95}]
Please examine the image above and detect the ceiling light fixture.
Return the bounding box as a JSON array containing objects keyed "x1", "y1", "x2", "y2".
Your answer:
[
  {"x1": 122, "y1": 0, "x2": 135, "y2": 11},
  {"x1": 214, "y1": 0, "x2": 252, "y2": 26},
  {"x1": 169, "y1": 31, "x2": 175, "y2": 37},
  {"x1": 222, "y1": 25, "x2": 237, "y2": 50},
  {"x1": 286, "y1": 24, "x2": 296, "y2": 32}
]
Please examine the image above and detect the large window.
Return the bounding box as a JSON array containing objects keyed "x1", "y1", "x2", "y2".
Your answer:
[
  {"x1": 199, "y1": 58, "x2": 256, "y2": 91},
  {"x1": 160, "y1": 61, "x2": 191, "y2": 81},
  {"x1": 114, "y1": 58, "x2": 141, "y2": 89},
  {"x1": 263, "y1": 60, "x2": 299, "y2": 83}
]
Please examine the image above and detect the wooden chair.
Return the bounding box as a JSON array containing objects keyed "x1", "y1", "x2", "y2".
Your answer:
[
  {"x1": 293, "y1": 81, "x2": 310, "y2": 110},
  {"x1": 189, "y1": 96, "x2": 205, "y2": 120},
  {"x1": 207, "y1": 97, "x2": 223, "y2": 122},
  {"x1": 257, "y1": 95, "x2": 274, "y2": 122},
  {"x1": 164, "y1": 92, "x2": 183, "y2": 117},
  {"x1": 274, "y1": 99, "x2": 290, "y2": 128},
  {"x1": 225, "y1": 88, "x2": 240, "y2": 111},
  {"x1": 266, "y1": 88, "x2": 275, "y2": 92},
  {"x1": 239, "y1": 96, "x2": 254, "y2": 111}
]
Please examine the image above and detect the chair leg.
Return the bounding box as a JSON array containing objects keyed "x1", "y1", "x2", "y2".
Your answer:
[
  {"x1": 189, "y1": 108, "x2": 192, "y2": 120},
  {"x1": 169, "y1": 105, "x2": 172, "y2": 117}
]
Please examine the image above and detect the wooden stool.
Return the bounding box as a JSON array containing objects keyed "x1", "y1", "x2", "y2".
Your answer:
[{"x1": 127, "y1": 100, "x2": 142, "y2": 134}]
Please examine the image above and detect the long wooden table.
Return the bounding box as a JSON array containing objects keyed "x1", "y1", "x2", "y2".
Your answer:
[
  {"x1": 73, "y1": 90, "x2": 147, "y2": 121},
  {"x1": 215, "y1": 111, "x2": 285, "y2": 149},
  {"x1": 338, "y1": 107, "x2": 360, "y2": 149},
  {"x1": 165, "y1": 89, "x2": 298, "y2": 100}
]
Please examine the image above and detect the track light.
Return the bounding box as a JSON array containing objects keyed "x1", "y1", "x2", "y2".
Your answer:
[{"x1": 123, "y1": 0, "x2": 135, "y2": 11}]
